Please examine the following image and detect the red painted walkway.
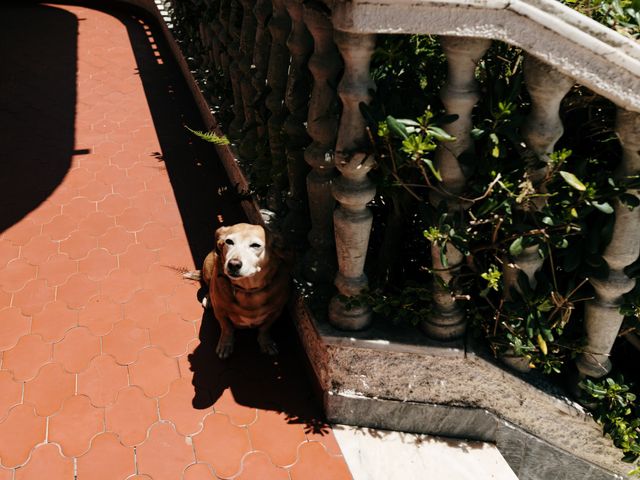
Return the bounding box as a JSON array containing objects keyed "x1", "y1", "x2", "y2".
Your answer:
[{"x1": 0, "y1": 3, "x2": 351, "y2": 478}]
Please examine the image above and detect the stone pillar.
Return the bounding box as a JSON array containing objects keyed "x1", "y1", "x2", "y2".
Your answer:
[
  {"x1": 227, "y1": 0, "x2": 245, "y2": 139},
  {"x1": 218, "y1": 0, "x2": 232, "y2": 78},
  {"x1": 328, "y1": 31, "x2": 377, "y2": 331},
  {"x1": 251, "y1": 0, "x2": 272, "y2": 139},
  {"x1": 423, "y1": 36, "x2": 491, "y2": 340},
  {"x1": 302, "y1": 1, "x2": 342, "y2": 283},
  {"x1": 265, "y1": 0, "x2": 291, "y2": 213},
  {"x1": 503, "y1": 55, "x2": 574, "y2": 297},
  {"x1": 577, "y1": 109, "x2": 640, "y2": 378},
  {"x1": 238, "y1": 0, "x2": 258, "y2": 158},
  {"x1": 281, "y1": 0, "x2": 313, "y2": 242}
]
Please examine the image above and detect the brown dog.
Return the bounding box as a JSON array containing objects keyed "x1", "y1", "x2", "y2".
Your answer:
[{"x1": 199, "y1": 223, "x2": 291, "y2": 359}]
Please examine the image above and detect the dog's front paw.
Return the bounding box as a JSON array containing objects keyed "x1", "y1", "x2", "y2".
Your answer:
[
  {"x1": 216, "y1": 336, "x2": 234, "y2": 359},
  {"x1": 257, "y1": 333, "x2": 278, "y2": 356}
]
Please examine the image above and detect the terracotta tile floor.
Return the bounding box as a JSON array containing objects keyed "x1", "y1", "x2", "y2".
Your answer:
[{"x1": 0, "y1": 3, "x2": 352, "y2": 479}]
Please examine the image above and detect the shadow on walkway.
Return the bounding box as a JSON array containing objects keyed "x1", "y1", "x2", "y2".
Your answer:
[
  {"x1": 0, "y1": 4, "x2": 77, "y2": 232},
  {"x1": 112, "y1": 3, "x2": 329, "y2": 433}
]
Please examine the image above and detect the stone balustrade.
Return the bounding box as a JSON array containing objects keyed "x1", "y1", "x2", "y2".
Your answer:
[{"x1": 159, "y1": 0, "x2": 640, "y2": 384}]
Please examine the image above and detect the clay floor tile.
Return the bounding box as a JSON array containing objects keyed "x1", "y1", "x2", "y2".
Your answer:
[
  {"x1": 118, "y1": 243, "x2": 158, "y2": 274},
  {"x1": 78, "y1": 294, "x2": 123, "y2": 336},
  {"x1": 149, "y1": 201, "x2": 182, "y2": 228},
  {"x1": 58, "y1": 273, "x2": 101, "y2": 310},
  {"x1": 97, "y1": 193, "x2": 131, "y2": 217},
  {"x1": 116, "y1": 207, "x2": 150, "y2": 232},
  {"x1": 149, "y1": 313, "x2": 197, "y2": 357},
  {"x1": 0, "y1": 259, "x2": 37, "y2": 292},
  {"x1": 236, "y1": 451, "x2": 290, "y2": 480},
  {"x1": 77, "y1": 180, "x2": 113, "y2": 204},
  {"x1": 2, "y1": 334, "x2": 52, "y2": 381},
  {"x1": 177, "y1": 339, "x2": 200, "y2": 379},
  {"x1": 31, "y1": 300, "x2": 79, "y2": 343},
  {"x1": 192, "y1": 413, "x2": 251, "y2": 478},
  {"x1": 20, "y1": 235, "x2": 58, "y2": 266},
  {"x1": 0, "y1": 307, "x2": 30, "y2": 351},
  {"x1": 53, "y1": 326, "x2": 102, "y2": 374},
  {"x1": 0, "y1": 290, "x2": 11, "y2": 310},
  {"x1": 49, "y1": 395, "x2": 105, "y2": 457},
  {"x1": 144, "y1": 173, "x2": 171, "y2": 193},
  {"x1": 100, "y1": 268, "x2": 143, "y2": 304},
  {"x1": 129, "y1": 346, "x2": 180, "y2": 398},
  {"x1": 37, "y1": 253, "x2": 78, "y2": 287},
  {"x1": 13, "y1": 278, "x2": 55, "y2": 316},
  {"x1": 112, "y1": 176, "x2": 146, "y2": 199},
  {"x1": 136, "y1": 422, "x2": 196, "y2": 480},
  {"x1": 0, "y1": 404, "x2": 46, "y2": 468},
  {"x1": 305, "y1": 429, "x2": 345, "y2": 457},
  {"x1": 62, "y1": 196, "x2": 96, "y2": 220},
  {"x1": 140, "y1": 264, "x2": 184, "y2": 297},
  {"x1": 59, "y1": 230, "x2": 99, "y2": 260},
  {"x1": 156, "y1": 238, "x2": 196, "y2": 269},
  {"x1": 102, "y1": 319, "x2": 150, "y2": 365},
  {"x1": 24, "y1": 362, "x2": 76, "y2": 417},
  {"x1": 26, "y1": 202, "x2": 62, "y2": 226},
  {"x1": 183, "y1": 462, "x2": 216, "y2": 480},
  {"x1": 110, "y1": 150, "x2": 139, "y2": 169},
  {"x1": 14, "y1": 443, "x2": 74, "y2": 480},
  {"x1": 167, "y1": 283, "x2": 204, "y2": 323},
  {"x1": 98, "y1": 225, "x2": 136, "y2": 255},
  {"x1": 76, "y1": 432, "x2": 135, "y2": 480},
  {"x1": 92, "y1": 119, "x2": 118, "y2": 135},
  {"x1": 0, "y1": 467, "x2": 11, "y2": 480},
  {"x1": 137, "y1": 222, "x2": 174, "y2": 250},
  {"x1": 0, "y1": 371, "x2": 22, "y2": 421},
  {"x1": 79, "y1": 211, "x2": 116, "y2": 238},
  {"x1": 0, "y1": 241, "x2": 19, "y2": 268},
  {"x1": 77, "y1": 354, "x2": 130, "y2": 407},
  {"x1": 213, "y1": 389, "x2": 258, "y2": 428},
  {"x1": 289, "y1": 442, "x2": 352, "y2": 480},
  {"x1": 78, "y1": 247, "x2": 118, "y2": 281},
  {"x1": 42, "y1": 214, "x2": 78, "y2": 242},
  {"x1": 105, "y1": 386, "x2": 158, "y2": 446},
  {"x1": 95, "y1": 166, "x2": 127, "y2": 188},
  {"x1": 159, "y1": 377, "x2": 212, "y2": 436},
  {"x1": 63, "y1": 166, "x2": 94, "y2": 190},
  {"x1": 127, "y1": 163, "x2": 162, "y2": 181},
  {"x1": 124, "y1": 289, "x2": 168, "y2": 329},
  {"x1": 249, "y1": 409, "x2": 308, "y2": 467},
  {"x1": 3, "y1": 219, "x2": 41, "y2": 246},
  {"x1": 128, "y1": 190, "x2": 166, "y2": 213}
]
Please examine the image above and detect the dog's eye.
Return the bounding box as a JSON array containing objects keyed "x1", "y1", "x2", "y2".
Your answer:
[
  {"x1": 225, "y1": 239, "x2": 234, "y2": 246},
  {"x1": 250, "y1": 243, "x2": 262, "y2": 249}
]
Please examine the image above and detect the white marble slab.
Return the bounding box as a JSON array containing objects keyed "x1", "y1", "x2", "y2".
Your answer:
[{"x1": 332, "y1": 425, "x2": 519, "y2": 480}]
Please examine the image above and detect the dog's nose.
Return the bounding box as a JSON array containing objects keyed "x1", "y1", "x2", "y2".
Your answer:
[{"x1": 227, "y1": 259, "x2": 242, "y2": 273}]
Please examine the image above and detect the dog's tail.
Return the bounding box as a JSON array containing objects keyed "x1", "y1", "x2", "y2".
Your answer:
[{"x1": 182, "y1": 270, "x2": 202, "y2": 281}]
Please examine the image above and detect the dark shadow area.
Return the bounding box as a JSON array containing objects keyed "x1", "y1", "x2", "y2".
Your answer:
[
  {"x1": 65, "y1": 2, "x2": 330, "y2": 433},
  {"x1": 0, "y1": 3, "x2": 77, "y2": 232}
]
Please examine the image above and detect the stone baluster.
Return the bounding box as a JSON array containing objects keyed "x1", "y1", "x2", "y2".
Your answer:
[
  {"x1": 218, "y1": 0, "x2": 232, "y2": 78},
  {"x1": 423, "y1": 37, "x2": 491, "y2": 340},
  {"x1": 281, "y1": 0, "x2": 313, "y2": 242},
  {"x1": 227, "y1": 0, "x2": 245, "y2": 139},
  {"x1": 302, "y1": 1, "x2": 342, "y2": 282},
  {"x1": 503, "y1": 55, "x2": 574, "y2": 298},
  {"x1": 238, "y1": 0, "x2": 258, "y2": 159},
  {"x1": 265, "y1": 0, "x2": 291, "y2": 213},
  {"x1": 251, "y1": 0, "x2": 272, "y2": 140},
  {"x1": 577, "y1": 109, "x2": 640, "y2": 379},
  {"x1": 208, "y1": 0, "x2": 224, "y2": 70},
  {"x1": 328, "y1": 31, "x2": 377, "y2": 331}
]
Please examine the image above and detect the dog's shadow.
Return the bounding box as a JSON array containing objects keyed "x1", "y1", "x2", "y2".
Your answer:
[{"x1": 188, "y1": 302, "x2": 330, "y2": 435}]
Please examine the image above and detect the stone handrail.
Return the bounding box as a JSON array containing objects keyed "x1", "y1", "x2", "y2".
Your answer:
[{"x1": 140, "y1": 0, "x2": 640, "y2": 391}]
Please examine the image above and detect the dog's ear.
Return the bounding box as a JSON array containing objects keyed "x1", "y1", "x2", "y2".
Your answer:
[{"x1": 214, "y1": 226, "x2": 230, "y2": 253}]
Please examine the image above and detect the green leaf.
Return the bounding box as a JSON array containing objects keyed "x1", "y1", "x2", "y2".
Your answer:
[
  {"x1": 422, "y1": 159, "x2": 443, "y2": 182},
  {"x1": 560, "y1": 171, "x2": 587, "y2": 191},
  {"x1": 426, "y1": 126, "x2": 456, "y2": 142},
  {"x1": 386, "y1": 116, "x2": 409, "y2": 140},
  {"x1": 185, "y1": 126, "x2": 230, "y2": 145},
  {"x1": 592, "y1": 201, "x2": 614, "y2": 214},
  {"x1": 509, "y1": 237, "x2": 524, "y2": 256}
]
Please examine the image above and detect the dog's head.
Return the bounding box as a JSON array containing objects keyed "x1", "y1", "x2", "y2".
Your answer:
[{"x1": 215, "y1": 223, "x2": 272, "y2": 279}]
